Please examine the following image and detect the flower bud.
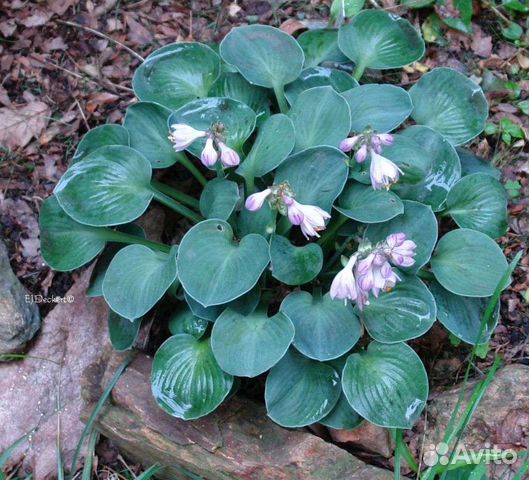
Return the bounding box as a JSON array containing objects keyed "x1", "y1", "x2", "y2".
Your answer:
[
  {"x1": 218, "y1": 142, "x2": 240, "y2": 167},
  {"x1": 200, "y1": 137, "x2": 218, "y2": 167}
]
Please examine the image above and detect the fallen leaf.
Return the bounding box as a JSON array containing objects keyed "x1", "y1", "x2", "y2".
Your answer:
[
  {"x1": 279, "y1": 18, "x2": 307, "y2": 36},
  {"x1": 0, "y1": 19, "x2": 17, "y2": 37},
  {"x1": 125, "y1": 15, "x2": 153, "y2": 45},
  {"x1": 19, "y1": 9, "x2": 52, "y2": 27},
  {"x1": 471, "y1": 28, "x2": 492, "y2": 58},
  {"x1": 517, "y1": 53, "x2": 529, "y2": 69},
  {"x1": 0, "y1": 102, "x2": 51, "y2": 149}
]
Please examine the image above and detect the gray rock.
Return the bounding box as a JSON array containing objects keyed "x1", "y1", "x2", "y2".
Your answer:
[{"x1": 0, "y1": 240, "x2": 40, "y2": 354}]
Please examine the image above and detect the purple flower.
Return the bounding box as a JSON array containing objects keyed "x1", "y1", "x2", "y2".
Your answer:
[
  {"x1": 369, "y1": 150, "x2": 403, "y2": 190},
  {"x1": 169, "y1": 124, "x2": 206, "y2": 151},
  {"x1": 384, "y1": 233, "x2": 417, "y2": 267},
  {"x1": 339, "y1": 135, "x2": 361, "y2": 153},
  {"x1": 357, "y1": 253, "x2": 401, "y2": 298},
  {"x1": 283, "y1": 195, "x2": 331, "y2": 239},
  {"x1": 245, "y1": 188, "x2": 272, "y2": 211},
  {"x1": 218, "y1": 142, "x2": 240, "y2": 167},
  {"x1": 330, "y1": 254, "x2": 359, "y2": 303},
  {"x1": 200, "y1": 137, "x2": 218, "y2": 167},
  {"x1": 377, "y1": 133, "x2": 394, "y2": 145},
  {"x1": 356, "y1": 144, "x2": 368, "y2": 163}
]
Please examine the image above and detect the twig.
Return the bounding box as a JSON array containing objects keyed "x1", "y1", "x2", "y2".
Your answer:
[
  {"x1": 56, "y1": 20, "x2": 145, "y2": 62},
  {"x1": 73, "y1": 97, "x2": 89, "y2": 131}
]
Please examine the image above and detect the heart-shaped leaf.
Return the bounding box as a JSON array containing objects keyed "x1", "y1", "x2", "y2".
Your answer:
[
  {"x1": 219, "y1": 25, "x2": 304, "y2": 89},
  {"x1": 336, "y1": 182, "x2": 404, "y2": 223},
  {"x1": 177, "y1": 220, "x2": 269, "y2": 307},
  {"x1": 281, "y1": 291, "x2": 361, "y2": 361},
  {"x1": 265, "y1": 349, "x2": 341, "y2": 427},
  {"x1": 284, "y1": 67, "x2": 358, "y2": 105},
  {"x1": 431, "y1": 229, "x2": 508, "y2": 297},
  {"x1": 385, "y1": 126, "x2": 461, "y2": 211},
  {"x1": 275, "y1": 146, "x2": 349, "y2": 212},
  {"x1": 319, "y1": 392, "x2": 363, "y2": 430},
  {"x1": 331, "y1": 0, "x2": 367, "y2": 20},
  {"x1": 237, "y1": 203, "x2": 276, "y2": 239},
  {"x1": 123, "y1": 102, "x2": 179, "y2": 169},
  {"x1": 287, "y1": 86, "x2": 351, "y2": 152},
  {"x1": 209, "y1": 72, "x2": 270, "y2": 124},
  {"x1": 361, "y1": 275, "x2": 437, "y2": 343},
  {"x1": 152, "y1": 334, "x2": 233, "y2": 420},
  {"x1": 445, "y1": 173, "x2": 508, "y2": 238},
  {"x1": 72, "y1": 125, "x2": 129, "y2": 164},
  {"x1": 457, "y1": 148, "x2": 501, "y2": 179},
  {"x1": 168, "y1": 305, "x2": 209, "y2": 339},
  {"x1": 107, "y1": 311, "x2": 142, "y2": 351},
  {"x1": 39, "y1": 196, "x2": 108, "y2": 271},
  {"x1": 54, "y1": 146, "x2": 153, "y2": 227},
  {"x1": 297, "y1": 29, "x2": 349, "y2": 68},
  {"x1": 103, "y1": 245, "x2": 178, "y2": 320},
  {"x1": 338, "y1": 10, "x2": 425, "y2": 70},
  {"x1": 409, "y1": 68, "x2": 488, "y2": 145},
  {"x1": 269, "y1": 234, "x2": 323, "y2": 285},
  {"x1": 366, "y1": 200, "x2": 438, "y2": 273},
  {"x1": 341, "y1": 84, "x2": 412, "y2": 133},
  {"x1": 199, "y1": 178, "x2": 240, "y2": 220},
  {"x1": 430, "y1": 281, "x2": 499, "y2": 345},
  {"x1": 169, "y1": 97, "x2": 256, "y2": 158},
  {"x1": 342, "y1": 341, "x2": 428, "y2": 428},
  {"x1": 237, "y1": 114, "x2": 295, "y2": 178},
  {"x1": 132, "y1": 42, "x2": 220, "y2": 110},
  {"x1": 211, "y1": 308, "x2": 294, "y2": 377}
]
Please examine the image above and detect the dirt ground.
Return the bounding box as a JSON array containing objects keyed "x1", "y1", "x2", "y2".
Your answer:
[{"x1": 1, "y1": 0, "x2": 529, "y2": 476}]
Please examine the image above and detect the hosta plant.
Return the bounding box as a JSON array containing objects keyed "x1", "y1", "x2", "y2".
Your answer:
[{"x1": 40, "y1": 10, "x2": 509, "y2": 432}]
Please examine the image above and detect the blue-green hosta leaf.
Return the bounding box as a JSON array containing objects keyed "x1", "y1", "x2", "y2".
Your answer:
[
  {"x1": 39, "y1": 196, "x2": 107, "y2": 272},
  {"x1": 361, "y1": 275, "x2": 437, "y2": 343},
  {"x1": 297, "y1": 29, "x2": 349, "y2": 68},
  {"x1": 445, "y1": 173, "x2": 508, "y2": 239},
  {"x1": 168, "y1": 97, "x2": 256, "y2": 159},
  {"x1": 237, "y1": 203, "x2": 276, "y2": 239},
  {"x1": 275, "y1": 146, "x2": 349, "y2": 212},
  {"x1": 269, "y1": 235, "x2": 323, "y2": 285},
  {"x1": 409, "y1": 68, "x2": 488, "y2": 146},
  {"x1": 152, "y1": 334, "x2": 233, "y2": 420},
  {"x1": 211, "y1": 308, "x2": 294, "y2": 377},
  {"x1": 107, "y1": 311, "x2": 142, "y2": 351},
  {"x1": 123, "y1": 102, "x2": 179, "y2": 169},
  {"x1": 237, "y1": 114, "x2": 295, "y2": 178},
  {"x1": 265, "y1": 349, "x2": 341, "y2": 427},
  {"x1": 341, "y1": 84, "x2": 412, "y2": 134},
  {"x1": 103, "y1": 245, "x2": 178, "y2": 320},
  {"x1": 366, "y1": 200, "x2": 438, "y2": 273},
  {"x1": 132, "y1": 42, "x2": 220, "y2": 110},
  {"x1": 319, "y1": 393, "x2": 363, "y2": 430},
  {"x1": 199, "y1": 178, "x2": 240, "y2": 221},
  {"x1": 385, "y1": 126, "x2": 461, "y2": 211},
  {"x1": 177, "y1": 220, "x2": 269, "y2": 307},
  {"x1": 430, "y1": 229, "x2": 508, "y2": 297},
  {"x1": 168, "y1": 305, "x2": 209, "y2": 339},
  {"x1": 280, "y1": 291, "x2": 361, "y2": 361},
  {"x1": 284, "y1": 67, "x2": 358, "y2": 105},
  {"x1": 330, "y1": 0, "x2": 366, "y2": 20},
  {"x1": 72, "y1": 125, "x2": 129, "y2": 164},
  {"x1": 220, "y1": 25, "x2": 304, "y2": 88},
  {"x1": 342, "y1": 342, "x2": 428, "y2": 428},
  {"x1": 338, "y1": 10, "x2": 425, "y2": 70},
  {"x1": 456, "y1": 148, "x2": 501, "y2": 179},
  {"x1": 430, "y1": 281, "x2": 499, "y2": 345},
  {"x1": 54, "y1": 146, "x2": 153, "y2": 227},
  {"x1": 209, "y1": 72, "x2": 270, "y2": 124},
  {"x1": 288, "y1": 86, "x2": 351, "y2": 152},
  {"x1": 336, "y1": 182, "x2": 404, "y2": 223}
]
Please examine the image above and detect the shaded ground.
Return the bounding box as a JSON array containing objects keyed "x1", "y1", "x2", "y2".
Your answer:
[{"x1": 1, "y1": 0, "x2": 528, "y2": 476}]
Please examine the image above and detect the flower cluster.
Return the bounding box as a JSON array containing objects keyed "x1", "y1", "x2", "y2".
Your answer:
[
  {"x1": 340, "y1": 132, "x2": 403, "y2": 191},
  {"x1": 169, "y1": 123, "x2": 240, "y2": 168},
  {"x1": 330, "y1": 233, "x2": 417, "y2": 309},
  {"x1": 245, "y1": 183, "x2": 331, "y2": 239}
]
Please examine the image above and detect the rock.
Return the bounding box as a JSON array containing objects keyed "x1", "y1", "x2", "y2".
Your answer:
[
  {"x1": 82, "y1": 352, "x2": 394, "y2": 480},
  {"x1": 329, "y1": 422, "x2": 394, "y2": 458},
  {"x1": 0, "y1": 240, "x2": 40, "y2": 354},
  {"x1": 0, "y1": 268, "x2": 109, "y2": 479}
]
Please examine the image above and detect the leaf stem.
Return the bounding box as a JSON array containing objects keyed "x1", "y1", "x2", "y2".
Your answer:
[
  {"x1": 177, "y1": 154, "x2": 207, "y2": 187},
  {"x1": 103, "y1": 229, "x2": 171, "y2": 254},
  {"x1": 276, "y1": 215, "x2": 292, "y2": 236},
  {"x1": 273, "y1": 84, "x2": 289, "y2": 114},
  {"x1": 152, "y1": 189, "x2": 203, "y2": 224},
  {"x1": 352, "y1": 61, "x2": 367, "y2": 81},
  {"x1": 150, "y1": 180, "x2": 200, "y2": 209},
  {"x1": 318, "y1": 214, "x2": 349, "y2": 249}
]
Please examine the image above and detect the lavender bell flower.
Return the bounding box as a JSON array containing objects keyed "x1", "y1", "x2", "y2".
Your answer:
[
  {"x1": 384, "y1": 233, "x2": 417, "y2": 267},
  {"x1": 200, "y1": 137, "x2": 218, "y2": 167},
  {"x1": 377, "y1": 133, "x2": 394, "y2": 145},
  {"x1": 169, "y1": 124, "x2": 206, "y2": 151},
  {"x1": 283, "y1": 195, "x2": 331, "y2": 239},
  {"x1": 245, "y1": 188, "x2": 272, "y2": 211},
  {"x1": 330, "y1": 254, "x2": 359, "y2": 303},
  {"x1": 356, "y1": 144, "x2": 368, "y2": 163},
  {"x1": 369, "y1": 150, "x2": 404, "y2": 190},
  {"x1": 218, "y1": 141, "x2": 240, "y2": 167},
  {"x1": 339, "y1": 135, "x2": 361, "y2": 153}
]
